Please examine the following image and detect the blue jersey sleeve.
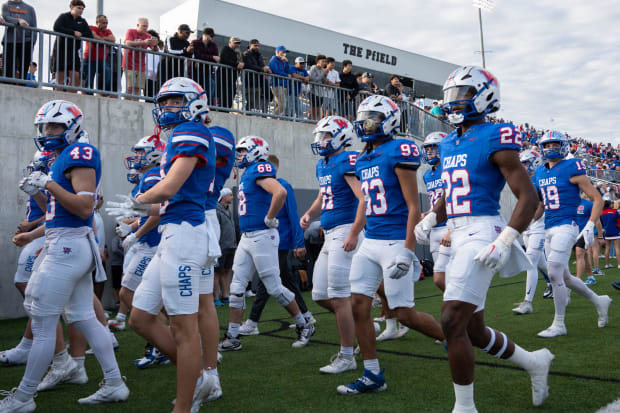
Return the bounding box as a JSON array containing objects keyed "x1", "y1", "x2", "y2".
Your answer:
[
  {"x1": 285, "y1": 185, "x2": 305, "y2": 249},
  {"x1": 567, "y1": 158, "x2": 587, "y2": 177},
  {"x1": 139, "y1": 168, "x2": 162, "y2": 193},
  {"x1": 341, "y1": 152, "x2": 358, "y2": 176},
  {"x1": 168, "y1": 123, "x2": 212, "y2": 166},
  {"x1": 61, "y1": 143, "x2": 100, "y2": 172},
  {"x1": 253, "y1": 162, "x2": 277, "y2": 180},
  {"x1": 391, "y1": 140, "x2": 421, "y2": 170},
  {"x1": 487, "y1": 123, "x2": 522, "y2": 157}
]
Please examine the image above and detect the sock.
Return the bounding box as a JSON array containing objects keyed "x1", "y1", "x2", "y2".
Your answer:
[
  {"x1": 228, "y1": 323, "x2": 240, "y2": 338},
  {"x1": 53, "y1": 348, "x2": 70, "y2": 366},
  {"x1": 524, "y1": 253, "x2": 539, "y2": 302},
  {"x1": 73, "y1": 318, "x2": 121, "y2": 380},
  {"x1": 508, "y1": 344, "x2": 535, "y2": 371},
  {"x1": 293, "y1": 312, "x2": 306, "y2": 327},
  {"x1": 16, "y1": 336, "x2": 33, "y2": 353},
  {"x1": 547, "y1": 261, "x2": 568, "y2": 319},
  {"x1": 340, "y1": 346, "x2": 354, "y2": 357},
  {"x1": 205, "y1": 367, "x2": 218, "y2": 376},
  {"x1": 73, "y1": 356, "x2": 85, "y2": 369},
  {"x1": 453, "y1": 383, "x2": 476, "y2": 410},
  {"x1": 552, "y1": 314, "x2": 565, "y2": 326},
  {"x1": 363, "y1": 359, "x2": 380, "y2": 375},
  {"x1": 385, "y1": 318, "x2": 397, "y2": 331},
  {"x1": 115, "y1": 313, "x2": 126, "y2": 322}
]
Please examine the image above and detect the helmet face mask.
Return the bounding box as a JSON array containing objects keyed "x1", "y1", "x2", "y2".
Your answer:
[
  {"x1": 311, "y1": 116, "x2": 354, "y2": 156},
  {"x1": 539, "y1": 131, "x2": 568, "y2": 160},
  {"x1": 152, "y1": 77, "x2": 209, "y2": 129},
  {"x1": 235, "y1": 136, "x2": 269, "y2": 168},
  {"x1": 354, "y1": 96, "x2": 401, "y2": 143},
  {"x1": 311, "y1": 131, "x2": 334, "y2": 156},
  {"x1": 422, "y1": 131, "x2": 447, "y2": 165},
  {"x1": 33, "y1": 100, "x2": 85, "y2": 151},
  {"x1": 441, "y1": 66, "x2": 500, "y2": 125},
  {"x1": 124, "y1": 135, "x2": 165, "y2": 171}
]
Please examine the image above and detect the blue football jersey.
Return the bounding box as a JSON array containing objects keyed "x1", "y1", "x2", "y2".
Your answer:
[
  {"x1": 423, "y1": 166, "x2": 446, "y2": 228},
  {"x1": 158, "y1": 122, "x2": 215, "y2": 226},
  {"x1": 46, "y1": 142, "x2": 101, "y2": 229},
  {"x1": 576, "y1": 199, "x2": 593, "y2": 232},
  {"x1": 26, "y1": 193, "x2": 45, "y2": 223},
  {"x1": 440, "y1": 122, "x2": 521, "y2": 219},
  {"x1": 131, "y1": 184, "x2": 140, "y2": 198},
  {"x1": 238, "y1": 161, "x2": 277, "y2": 233},
  {"x1": 137, "y1": 167, "x2": 162, "y2": 247},
  {"x1": 356, "y1": 138, "x2": 421, "y2": 240},
  {"x1": 533, "y1": 158, "x2": 587, "y2": 229},
  {"x1": 316, "y1": 150, "x2": 358, "y2": 231},
  {"x1": 204, "y1": 150, "x2": 235, "y2": 211},
  {"x1": 600, "y1": 208, "x2": 620, "y2": 237},
  {"x1": 276, "y1": 178, "x2": 305, "y2": 250}
]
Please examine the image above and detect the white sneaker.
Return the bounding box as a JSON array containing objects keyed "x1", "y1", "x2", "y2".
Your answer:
[
  {"x1": 373, "y1": 315, "x2": 385, "y2": 322},
  {"x1": 512, "y1": 301, "x2": 533, "y2": 315},
  {"x1": 537, "y1": 323, "x2": 567, "y2": 338},
  {"x1": 205, "y1": 374, "x2": 223, "y2": 402},
  {"x1": 190, "y1": 371, "x2": 215, "y2": 413},
  {"x1": 38, "y1": 358, "x2": 79, "y2": 391},
  {"x1": 0, "y1": 389, "x2": 35, "y2": 413},
  {"x1": 238, "y1": 320, "x2": 260, "y2": 336},
  {"x1": 376, "y1": 326, "x2": 399, "y2": 342},
  {"x1": 0, "y1": 348, "x2": 28, "y2": 366},
  {"x1": 452, "y1": 406, "x2": 478, "y2": 413},
  {"x1": 65, "y1": 365, "x2": 88, "y2": 385},
  {"x1": 108, "y1": 319, "x2": 126, "y2": 331},
  {"x1": 528, "y1": 348, "x2": 554, "y2": 406},
  {"x1": 77, "y1": 378, "x2": 129, "y2": 404},
  {"x1": 245, "y1": 290, "x2": 256, "y2": 297},
  {"x1": 319, "y1": 353, "x2": 357, "y2": 374},
  {"x1": 395, "y1": 324, "x2": 409, "y2": 339},
  {"x1": 292, "y1": 324, "x2": 315, "y2": 348},
  {"x1": 288, "y1": 314, "x2": 317, "y2": 329},
  {"x1": 596, "y1": 295, "x2": 612, "y2": 328}
]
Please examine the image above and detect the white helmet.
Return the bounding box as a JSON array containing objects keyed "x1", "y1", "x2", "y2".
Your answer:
[
  {"x1": 34, "y1": 100, "x2": 86, "y2": 151},
  {"x1": 311, "y1": 116, "x2": 355, "y2": 156},
  {"x1": 236, "y1": 136, "x2": 270, "y2": 168},
  {"x1": 124, "y1": 135, "x2": 166, "y2": 171},
  {"x1": 354, "y1": 95, "x2": 401, "y2": 142},
  {"x1": 519, "y1": 149, "x2": 542, "y2": 174},
  {"x1": 539, "y1": 130, "x2": 569, "y2": 160},
  {"x1": 26, "y1": 149, "x2": 55, "y2": 174},
  {"x1": 422, "y1": 131, "x2": 447, "y2": 165},
  {"x1": 152, "y1": 77, "x2": 209, "y2": 128},
  {"x1": 441, "y1": 66, "x2": 500, "y2": 125}
]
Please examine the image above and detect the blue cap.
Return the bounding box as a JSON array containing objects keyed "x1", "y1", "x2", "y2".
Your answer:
[{"x1": 276, "y1": 45, "x2": 288, "y2": 52}]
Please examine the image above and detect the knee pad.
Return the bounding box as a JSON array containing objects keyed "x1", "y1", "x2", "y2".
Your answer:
[
  {"x1": 229, "y1": 293, "x2": 246, "y2": 310},
  {"x1": 274, "y1": 286, "x2": 295, "y2": 306},
  {"x1": 229, "y1": 279, "x2": 246, "y2": 297},
  {"x1": 327, "y1": 264, "x2": 352, "y2": 298}
]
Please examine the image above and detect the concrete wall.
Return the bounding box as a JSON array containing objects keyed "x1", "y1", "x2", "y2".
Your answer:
[{"x1": 0, "y1": 84, "x2": 515, "y2": 319}]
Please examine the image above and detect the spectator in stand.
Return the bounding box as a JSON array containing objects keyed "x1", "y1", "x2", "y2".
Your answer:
[
  {"x1": 122, "y1": 17, "x2": 157, "y2": 99},
  {"x1": 323, "y1": 57, "x2": 340, "y2": 116},
  {"x1": 358, "y1": 71, "x2": 372, "y2": 97},
  {"x1": 339, "y1": 60, "x2": 358, "y2": 120},
  {"x1": 53, "y1": 0, "x2": 92, "y2": 92},
  {"x1": 190, "y1": 27, "x2": 219, "y2": 103},
  {"x1": 24, "y1": 60, "x2": 35, "y2": 86},
  {"x1": 288, "y1": 56, "x2": 309, "y2": 119},
  {"x1": 361, "y1": 71, "x2": 377, "y2": 94},
  {"x1": 145, "y1": 31, "x2": 162, "y2": 98},
  {"x1": 219, "y1": 36, "x2": 244, "y2": 108},
  {"x1": 82, "y1": 14, "x2": 115, "y2": 94},
  {"x1": 1, "y1": 0, "x2": 36, "y2": 83},
  {"x1": 214, "y1": 188, "x2": 237, "y2": 307},
  {"x1": 163, "y1": 23, "x2": 193, "y2": 81},
  {"x1": 308, "y1": 54, "x2": 327, "y2": 120},
  {"x1": 385, "y1": 74, "x2": 402, "y2": 100},
  {"x1": 243, "y1": 38, "x2": 271, "y2": 112},
  {"x1": 430, "y1": 100, "x2": 444, "y2": 119},
  {"x1": 269, "y1": 45, "x2": 290, "y2": 116}
]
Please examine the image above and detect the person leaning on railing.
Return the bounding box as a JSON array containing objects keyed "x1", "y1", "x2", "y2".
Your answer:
[
  {"x1": 242, "y1": 39, "x2": 271, "y2": 112},
  {"x1": 218, "y1": 36, "x2": 244, "y2": 109},
  {"x1": 189, "y1": 27, "x2": 219, "y2": 103},
  {"x1": 1, "y1": 0, "x2": 37, "y2": 83},
  {"x1": 82, "y1": 14, "x2": 115, "y2": 94},
  {"x1": 122, "y1": 17, "x2": 157, "y2": 100}
]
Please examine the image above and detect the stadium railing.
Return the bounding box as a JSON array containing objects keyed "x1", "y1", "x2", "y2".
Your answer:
[{"x1": 0, "y1": 24, "x2": 453, "y2": 138}]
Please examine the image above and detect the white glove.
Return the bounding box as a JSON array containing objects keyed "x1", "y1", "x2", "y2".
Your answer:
[
  {"x1": 387, "y1": 248, "x2": 416, "y2": 279},
  {"x1": 116, "y1": 221, "x2": 133, "y2": 237},
  {"x1": 414, "y1": 212, "x2": 437, "y2": 246},
  {"x1": 27, "y1": 171, "x2": 52, "y2": 189},
  {"x1": 122, "y1": 233, "x2": 138, "y2": 250},
  {"x1": 474, "y1": 226, "x2": 520, "y2": 272},
  {"x1": 106, "y1": 194, "x2": 150, "y2": 220},
  {"x1": 264, "y1": 216, "x2": 279, "y2": 229},
  {"x1": 19, "y1": 177, "x2": 39, "y2": 195},
  {"x1": 578, "y1": 221, "x2": 595, "y2": 250}
]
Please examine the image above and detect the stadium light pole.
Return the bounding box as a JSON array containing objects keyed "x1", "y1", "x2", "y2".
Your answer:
[{"x1": 472, "y1": 0, "x2": 495, "y2": 68}]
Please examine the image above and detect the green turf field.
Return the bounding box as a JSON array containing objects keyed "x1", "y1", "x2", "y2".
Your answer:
[{"x1": 1, "y1": 269, "x2": 619, "y2": 412}]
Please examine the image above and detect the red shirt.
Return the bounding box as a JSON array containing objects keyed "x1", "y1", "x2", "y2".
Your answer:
[
  {"x1": 84, "y1": 26, "x2": 113, "y2": 61},
  {"x1": 122, "y1": 29, "x2": 151, "y2": 71}
]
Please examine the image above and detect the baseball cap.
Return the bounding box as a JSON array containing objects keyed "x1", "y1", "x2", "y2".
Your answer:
[
  {"x1": 362, "y1": 72, "x2": 373, "y2": 78},
  {"x1": 229, "y1": 36, "x2": 241, "y2": 44},
  {"x1": 202, "y1": 27, "x2": 215, "y2": 36},
  {"x1": 178, "y1": 24, "x2": 194, "y2": 33},
  {"x1": 219, "y1": 187, "x2": 232, "y2": 201},
  {"x1": 295, "y1": 56, "x2": 305, "y2": 63},
  {"x1": 249, "y1": 39, "x2": 260, "y2": 45},
  {"x1": 275, "y1": 45, "x2": 288, "y2": 52}
]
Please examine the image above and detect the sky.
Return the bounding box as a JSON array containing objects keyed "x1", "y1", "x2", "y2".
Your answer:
[{"x1": 18, "y1": 0, "x2": 620, "y2": 143}]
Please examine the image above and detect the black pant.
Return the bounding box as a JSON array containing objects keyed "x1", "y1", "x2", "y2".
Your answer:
[
  {"x1": 3, "y1": 42, "x2": 32, "y2": 80},
  {"x1": 249, "y1": 250, "x2": 308, "y2": 322}
]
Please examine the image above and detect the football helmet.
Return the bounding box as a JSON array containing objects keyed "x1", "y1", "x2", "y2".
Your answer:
[
  {"x1": 311, "y1": 116, "x2": 355, "y2": 156},
  {"x1": 152, "y1": 77, "x2": 209, "y2": 128},
  {"x1": 354, "y1": 95, "x2": 401, "y2": 142},
  {"x1": 519, "y1": 149, "x2": 542, "y2": 174},
  {"x1": 236, "y1": 136, "x2": 269, "y2": 168},
  {"x1": 539, "y1": 130, "x2": 569, "y2": 160},
  {"x1": 34, "y1": 100, "x2": 86, "y2": 151},
  {"x1": 422, "y1": 131, "x2": 447, "y2": 165},
  {"x1": 209, "y1": 126, "x2": 236, "y2": 161},
  {"x1": 126, "y1": 169, "x2": 141, "y2": 184},
  {"x1": 441, "y1": 66, "x2": 500, "y2": 125},
  {"x1": 124, "y1": 135, "x2": 166, "y2": 171},
  {"x1": 26, "y1": 150, "x2": 55, "y2": 175}
]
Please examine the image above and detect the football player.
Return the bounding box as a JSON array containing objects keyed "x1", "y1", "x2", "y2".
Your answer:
[
  {"x1": 534, "y1": 131, "x2": 611, "y2": 338},
  {"x1": 218, "y1": 136, "x2": 314, "y2": 352},
  {"x1": 337, "y1": 95, "x2": 444, "y2": 395},
  {"x1": 415, "y1": 66, "x2": 553, "y2": 412},
  {"x1": 107, "y1": 77, "x2": 217, "y2": 412},
  {"x1": 298, "y1": 115, "x2": 364, "y2": 373},
  {"x1": 1, "y1": 100, "x2": 128, "y2": 412}
]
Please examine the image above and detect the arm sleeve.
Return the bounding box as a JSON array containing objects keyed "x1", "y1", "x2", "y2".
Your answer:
[
  {"x1": 53, "y1": 14, "x2": 75, "y2": 35},
  {"x1": 62, "y1": 145, "x2": 101, "y2": 172},
  {"x1": 2, "y1": 4, "x2": 18, "y2": 24},
  {"x1": 284, "y1": 183, "x2": 305, "y2": 249},
  {"x1": 393, "y1": 141, "x2": 421, "y2": 170},
  {"x1": 569, "y1": 159, "x2": 587, "y2": 177},
  {"x1": 342, "y1": 152, "x2": 358, "y2": 175},
  {"x1": 168, "y1": 126, "x2": 211, "y2": 165},
  {"x1": 488, "y1": 123, "x2": 522, "y2": 157},
  {"x1": 81, "y1": 20, "x2": 93, "y2": 38}
]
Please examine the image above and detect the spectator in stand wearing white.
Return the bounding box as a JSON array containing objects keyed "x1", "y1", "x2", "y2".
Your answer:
[
  {"x1": 82, "y1": 14, "x2": 115, "y2": 94},
  {"x1": 164, "y1": 24, "x2": 193, "y2": 81},
  {"x1": 1, "y1": 0, "x2": 37, "y2": 82},
  {"x1": 269, "y1": 45, "x2": 290, "y2": 116},
  {"x1": 323, "y1": 57, "x2": 340, "y2": 116},
  {"x1": 122, "y1": 17, "x2": 157, "y2": 100},
  {"x1": 308, "y1": 54, "x2": 327, "y2": 120}
]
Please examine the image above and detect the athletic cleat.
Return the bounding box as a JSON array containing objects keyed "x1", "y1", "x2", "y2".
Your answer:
[
  {"x1": 108, "y1": 319, "x2": 126, "y2": 331},
  {"x1": 38, "y1": 358, "x2": 81, "y2": 391},
  {"x1": 612, "y1": 281, "x2": 620, "y2": 291},
  {"x1": 288, "y1": 315, "x2": 317, "y2": 329},
  {"x1": 512, "y1": 301, "x2": 533, "y2": 315},
  {"x1": 605, "y1": 264, "x2": 614, "y2": 269},
  {"x1": 376, "y1": 326, "x2": 400, "y2": 342},
  {"x1": 596, "y1": 295, "x2": 612, "y2": 328},
  {"x1": 336, "y1": 369, "x2": 387, "y2": 395},
  {"x1": 320, "y1": 353, "x2": 357, "y2": 374},
  {"x1": 452, "y1": 407, "x2": 478, "y2": 413},
  {"x1": 372, "y1": 296, "x2": 382, "y2": 308},
  {"x1": 0, "y1": 388, "x2": 36, "y2": 412},
  {"x1": 292, "y1": 324, "x2": 315, "y2": 348},
  {"x1": 217, "y1": 352, "x2": 223, "y2": 364},
  {"x1": 542, "y1": 284, "x2": 553, "y2": 299},
  {"x1": 65, "y1": 365, "x2": 88, "y2": 385},
  {"x1": 592, "y1": 268, "x2": 604, "y2": 276},
  {"x1": 373, "y1": 315, "x2": 385, "y2": 323},
  {"x1": 584, "y1": 276, "x2": 597, "y2": 286},
  {"x1": 395, "y1": 324, "x2": 409, "y2": 339},
  {"x1": 77, "y1": 378, "x2": 129, "y2": 404},
  {"x1": 135, "y1": 347, "x2": 169, "y2": 369},
  {"x1": 528, "y1": 348, "x2": 554, "y2": 406},
  {"x1": 218, "y1": 333, "x2": 242, "y2": 352},
  {"x1": 190, "y1": 371, "x2": 215, "y2": 413},
  {"x1": 214, "y1": 299, "x2": 223, "y2": 307},
  {"x1": 0, "y1": 348, "x2": 28, "y2": 366},
  {"x1": 537, "y1": 323, "x2": 567, "y2": 338},
  {"x1": 245, "y1": 290, "x2": 256, "y2": 297},
  {"x1": 238, "y1": 320, "x2": 260, "y2": 336},
  {"x1": 205, "y1": 374, "x2": 223, "y2": 402}
]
